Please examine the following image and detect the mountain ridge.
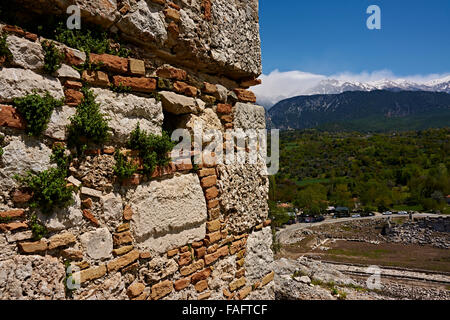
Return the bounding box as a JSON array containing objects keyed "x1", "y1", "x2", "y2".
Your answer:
[{"x1": 267, "y1": 90, "x2": 450, "y2": 132}]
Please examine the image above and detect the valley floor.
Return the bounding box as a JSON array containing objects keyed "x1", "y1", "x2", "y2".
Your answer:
[{"x1": 274, "y1": 215, "x2": 450, "y2": 300}]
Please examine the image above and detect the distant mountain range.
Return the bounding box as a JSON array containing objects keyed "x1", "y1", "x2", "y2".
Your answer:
[
  {"x1": 267, "y1": 90, "x2": 450, "y2": 132},
  {"x1": 259, "y1": 75, "x2": 450, "y2": 110},
  {"x1": 305, "y1": 76, "x2": 450, "y2": 96}
]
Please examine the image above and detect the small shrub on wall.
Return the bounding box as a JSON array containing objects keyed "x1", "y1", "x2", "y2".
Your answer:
[
  {"x1": 127, "y1": 123, "x2": 175, "y2": 175},
  {"x1": 67, "y1": 87, "x2": 110, "y2": 152},
  {"x1": 42, "y1": 40, "x2": 64, "y2": 74},
  {"x1": 0, "y1": 34, "x2": 12, "y2": 62},
  {"x1": 13, "y1": 91, "x2": 64, "y2": 137},
  {"x1": 14, "y1": 146, "x2": 76, "y2": 214}
]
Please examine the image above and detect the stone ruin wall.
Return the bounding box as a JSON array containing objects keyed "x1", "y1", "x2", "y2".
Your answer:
[{"x1": 0, "y1": 0, "x2": 274, "y2": 300}]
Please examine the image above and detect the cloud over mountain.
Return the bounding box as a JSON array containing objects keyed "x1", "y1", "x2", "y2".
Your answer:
[{"x1": 254, "y1": 69, "x2": 450, "y2": 109}]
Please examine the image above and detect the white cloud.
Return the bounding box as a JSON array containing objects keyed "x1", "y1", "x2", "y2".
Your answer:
[
  {"x1": 252, "y1": 69, "x2": 325, "y2": 108},
  {"x1": 253, "y1": 69, "x2": 450, "y2": 108}
]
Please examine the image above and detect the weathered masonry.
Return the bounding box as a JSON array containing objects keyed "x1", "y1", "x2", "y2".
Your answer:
[{"x1": 0, "y1": 0, "x2": 274, "y2": 300}]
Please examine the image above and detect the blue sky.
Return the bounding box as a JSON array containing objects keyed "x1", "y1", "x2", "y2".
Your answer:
[
  {"x1": 259, "y1": 0, "x2": 450, "y2": 76},
  {"x1": 254, "y1": 0, "x2": 450, "y2": 106}
]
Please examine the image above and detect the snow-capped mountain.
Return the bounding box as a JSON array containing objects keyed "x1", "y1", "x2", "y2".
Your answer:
[{"x1": 305, "y1": 76, "x2": 450, "y2": 95}]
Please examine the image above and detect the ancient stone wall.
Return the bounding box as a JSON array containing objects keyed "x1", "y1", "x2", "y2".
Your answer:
[{"x1": 0, "y1": 0, "x2": 274, "y2": 300}]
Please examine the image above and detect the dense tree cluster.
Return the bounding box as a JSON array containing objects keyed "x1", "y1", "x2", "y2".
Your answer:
[{"x1": 271, "y1": 128, "x2": 450, "y2": 215}]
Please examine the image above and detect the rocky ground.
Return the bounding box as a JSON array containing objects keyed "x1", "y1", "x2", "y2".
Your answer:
[
  {"x1": 387, "y1": 221, "x2": 450, "y2": 249},
  {"x1": 273, "y1": 257, "x2": 450, "y2": 300},
  {"x1": 275, "y1": 217, "x2": 450, "y2": 300}
]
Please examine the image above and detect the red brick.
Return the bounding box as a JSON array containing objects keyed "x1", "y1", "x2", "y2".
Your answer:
[
  {"x1": 164, "y1": 8, "x2": 181, "y2": 21},
  {"x1": 168, "y1": 21, "x2": 180, "y2": 37},
  {"x1": 65, "y1": 89, "x2": 83, "y2": 106},
  {"x1": 81, "y1": 198, "x2": 93, "y2": 209},
  {"x1": 220, "y1": 115, "x2": 233, "y2": 123},
  {"x1": 64, "y1": 80, "x2": 83, "y2": 90},
  {"x1": 12, "y1": 190, "x2": 33, "y2": 204},
  {"x1": 0, "y1": 105, "x2": 26, "y2": 130},
  {"x1": 195, "y1": 280, "x2": 208, "y2": 293},
  {"x1": 217, "y1": 103, "x2": 232, "y2": 114},
  {"x1": 240, "y1": 78, "x2": 262, "y2": 88},
  {"x1": 195, "y1": 246, "x2": 206, "y2": 258},
  {"x1": 0, "y1": 209, "x2": 26, "y2": 219},
  {"x1": 198, "y1": 168, "x2": 216, "y2": 177},
  {"x1": 82, "y1": 209, "x2": 100, "y2": 227},
  {"x1": 174, "y1": 81, "x2": 198, "y2": 97},
  {"x1": 24, "y1": 32, "x2": 38, "y2": 42},
  {"x1": 178, "y1": 251, "x2": 192, "y2": 266},
  {"x1": 207, "y1": 199, "x2": 219, "y2": 209},
  {"x1": 82, "y1": 70, "x2": 110, "y2": 87},
  {"x1": 18, "y1": 240, "x2": 48, "y2": 253},
  {"x1": 113, "y1": 231, "x2": 133, "y2": 246},
  {"x1": 201, "y1": 175, "x2": 217, "y2": 188},
  {"x1": 156, "y1": 66, "x2": 187, "y2": 80},
  {"x1": 233, "y1": 88, "x2": 256, "y2": 103},
  {"x1": 0, "y1": 221, "x2": 28, "y2": 232},
  {"x1": 123, "y1": 205, "x2": 133, "y2": 221},
  {"x1": 203, "y1": 82, "x2": 217, "y2": 95},
  {"x1": 113, "y1": 76, "x2": 156, "y2": 93},
  {"x1": 201, "y1": 0, "x2": 212, "y2": 21},
  {"x1": 204, "y1": 245, "x2": 228, "y2": 265},
  {"x1": 2, "y1": 25, "x2": 25, "y2": 36},
  {"x1": 191, "y1": 268, "x2": 212, "y2": 284},
  {"x1": 65, "y1": 48, "x2": 85, "y2": 66},
  {"x1": 167, "y1": 248, "x2": 179, "y2": 257},
  {"x1": 120, "y1": 173, "x2": 143, "y2": 186},
  {"x1": 168, "y1": 2, "x2": 180, "y2": 10},
  {"x1": 174, "y1": 277, "x2": 191, "y2": 291},
  {"x1": 90, "y1": 53, "x2": 128, "y2": 74},
  {"x1": 192, "y1": 241, "x2": 204, "y2": 248},
  {"x1": 204, "y1": 187, "x2": 219, "y2": 200}
]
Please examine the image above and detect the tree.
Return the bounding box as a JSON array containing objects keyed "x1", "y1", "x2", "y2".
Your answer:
[{"x1": 294, "y1": 184, "x2": 327, "y2": 216}]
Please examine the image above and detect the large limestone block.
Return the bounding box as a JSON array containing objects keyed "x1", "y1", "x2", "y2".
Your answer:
[
  {"x1": 0, "y1": 68, "x2": 64, "y2": 103},
  {"x1": 101, "y1": 192, "x2": 123, "y2": 228},
  {"x1": 6, "y1": 35, "x2": 44, "y2": 71},
  {"x1": 159, "y1": 91, "x2": 205, "y2": 115},
  {"x1": 233, "y1": 103, "x2": 266, "y2": 130},
  {"x1": 37, "y1": 193, "x2": 83, "y2": 231},
  {"x1": 44, "y1": 105, "x2": 76, "y2": 140},
  {"x1": 207, "y1": 0, "x2": 262, "y2": 76},
  {"x1": 217, "y1": 161, "x2": 269, "y2": 233},
  {"x1": 91, "y1": 88, "x2": 163, "y2": 143},
  {"x1": 0, "y1": 255, "x2": 66, "y2": 300},
  {"x1": 80, "y1": 228, "x2": 114, "y2": 260},
  {"x1": 0, "y1": 135, "x2": 54, "y2": 192},
  {"x1": 116, "y1": 0, "x2": 167, "y2": 45},
  {"x1": 244, "y1": 227, "x2": 274, "y2": 282},
  {"x1": 128, "y1": 173, "x2": 207, "y2": 253},
  {"x1": 176, "y1": 108, "x2": 222, "y2": 132}
]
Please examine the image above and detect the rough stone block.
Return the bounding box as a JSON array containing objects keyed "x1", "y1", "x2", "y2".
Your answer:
[{"x1": 129, "y1": 173, "x2": 207, "y2": 253}]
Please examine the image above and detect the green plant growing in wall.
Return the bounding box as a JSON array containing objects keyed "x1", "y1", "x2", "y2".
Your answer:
[
  {"x1": 14, "y1": 145, "x2": 76, "y2": 214},
  {"x1": 113, "y1": 150, "x2": 138, "y2": 181},
  {"x1": 13, "y1": 91, "x2": 64, "y2": 137},
  {"x1": 126, "y1": 123, "x2": 175, "y2": 175},
  {"x1": 67, "y1": 87, "x2": 110, "y2": 152},
  {"x1": 14, "y1": 167, "x2": 76, "y2": 214},
  {"x1": 29, "y1": 213, "x2": 48, "y2": 240},
  {"x1": 54, "y1": 23, "x2": 130, "y2": 57},
  {"x1": 110, "y1": 82, "x2": 132, "y2": 94},
  {"x1": 42, "y1": 40, "x2": 64, "y2": 74},
  {"x1": 0, "y1": 33, "x2": 12, "y2": 62},
  {"x1": 0, "y1": 135, "x2": 4, "y2": 158}
]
